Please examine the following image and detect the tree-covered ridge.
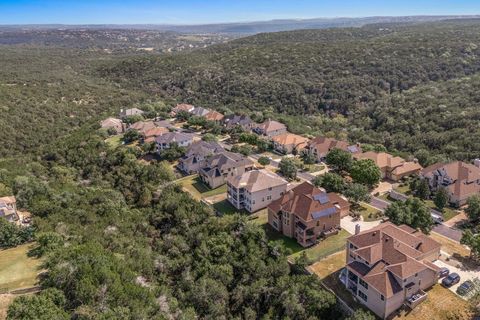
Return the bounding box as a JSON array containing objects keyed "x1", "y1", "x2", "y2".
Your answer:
[{"x1": 98, "y1": 20, "x2": 480, "y2": 160}]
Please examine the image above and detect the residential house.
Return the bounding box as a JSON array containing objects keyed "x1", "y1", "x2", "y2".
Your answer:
[
  {"x1": 171, "y1": 103, "x2": 195, "y2": 116},
  {"x1": 420, "y1": 161, "x2": 480, "y2": 207},
  {"x1": 223, "y1": 114, "x2": 255, "y2": 132},
  {"x1": 199, "y1": 151, "x2": 254, "y2": 189},
  {"x1": 271, "y1": 133, "x2": 309, "y2": 154},
  {"x1": 100, "y1": 117, "x2": 124, "y2": 134},
  {"x1": 178, "y1": 141, "x2": 225, "y2": 174},
  {"x1": 119, "y1": 108, "x2": 144, "y2": 119},
  {"x1": 354, "y1": 152, "x2": 422, "y2": 181},
  {"x1": 305, "y1": 137, "x2": 361, "y2": 163},
  {"x1": 254, "y1": 120, "x2": 287, "y2": 137},
  {"x1": 227, "y1": 169, "x2": 288, "y2": 213},
  {"x1": 205, "y1": 110, "x2": 225, "y2": 122},
  {"x1": 344, "y1": 222, "x2": 441, "y2": 319},
  {"x1": 268, "y1": 182, "x2": 350, "y2": 247},
  {"x1": 191, "y1": 106, "x2": 211, "y2": 117},
  {"x1": 0, "y1": 196, "x2": 18, "y2": 222},
  {"x1": 128, "y1": 121, "x2": 157, "y2": 135},
  {"x1": 156, "y1": 132, "x2": 194, "y2": 151},
  {"x1": 143, "y1": 127, "x2": 170, "y2": 143}
]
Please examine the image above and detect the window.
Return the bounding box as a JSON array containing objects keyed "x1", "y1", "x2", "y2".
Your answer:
[
  {"x1": 267, "y1": 195, "x2": 272, "y2": 200},
  {"x1": 415, "y1": 273, "x2": 418, "y2": 277},
  {"x1": 359, "y1": 279, "x2": 369, "y2": 290},
  {"x1": 380, "y1": 294, "x2": 384, "y2": 301},
  {"x1": 268, "y1": 187, "x2": 272, "y2": 191},
  {"x1": 358, "y1": 291, "x2": 368, "y2": 302}
]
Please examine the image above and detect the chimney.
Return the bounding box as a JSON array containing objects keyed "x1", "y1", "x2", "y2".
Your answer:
[
  {"x1": 474, "y1": 159, "x2": 480, "y2": 168},
  {"x1": 355, "y1": 224, "x2": 361, "y2": 235}
]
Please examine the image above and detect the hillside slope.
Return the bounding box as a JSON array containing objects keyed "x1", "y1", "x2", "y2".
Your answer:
[{"x1": 99, "y1": 20, "x2": 480, "y2": 161}]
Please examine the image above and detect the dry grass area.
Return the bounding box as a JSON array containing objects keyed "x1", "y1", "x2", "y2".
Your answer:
[
  {"x1": 308, "y1": 250, "x2": 345, "y2": 279},
  {"x1": 0, "y1": 243, "x2": 42, "y2": 292},
  {"x1": 391, "y1": 284, "x2": 473, "y2": 320},
  {"x1": 0, "y1": 294, "x2": 15, "y2": 320},
  {"x1": 430, "y1": 232, "x2": 470, "y2": 257}
]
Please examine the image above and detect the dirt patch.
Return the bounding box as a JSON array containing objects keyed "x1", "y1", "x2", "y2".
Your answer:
[{"x1": 0, "y1": 294, "x2": 15, "y2": 320}]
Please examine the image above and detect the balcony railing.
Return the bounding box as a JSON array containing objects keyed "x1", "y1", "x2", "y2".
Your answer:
[{"x1": 405, "y1": 290, "x2": 427, "y2": 309}]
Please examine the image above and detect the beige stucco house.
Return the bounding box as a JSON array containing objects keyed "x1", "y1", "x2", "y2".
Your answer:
[
  {"x1": 227, "y1": 169, "x2": 288, "y2": 213},
  {"x1": 254, "y1": 120, "x2": 287, "y2": 137},
  {"x1": 305, "y1": 136, "x2": 361, "y2": 163},
  {"x1": 100, "y1": 117, "x2": 125, "y2": 134},
  {"x1": 271, "y1": 133, "x2": 309, "y2": 154},
  {"x1": 344, "y1": 223, "x2": 441, "y2": 319},
  {"x1": 354, "y1": 151, "x2": 422, "y2": 181}
]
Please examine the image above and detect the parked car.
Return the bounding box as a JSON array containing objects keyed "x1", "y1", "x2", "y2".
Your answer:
[
  {"x1": 431, "y1": 213, "x2": 444, "y2": 224},
  {"x1": 438, "y1": 267, "x2": 450, "y2": 278},
  {"x1": 456, "y1": 280, "x2": 474, "y2": 295},
  {"x1": 442, "y1": 273, "x2": 460, "y2": 287}
]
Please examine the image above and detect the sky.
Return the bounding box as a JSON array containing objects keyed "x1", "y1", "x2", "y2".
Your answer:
[{"x1": 1, "y1": 0, "x2": 480, "y2": 25}]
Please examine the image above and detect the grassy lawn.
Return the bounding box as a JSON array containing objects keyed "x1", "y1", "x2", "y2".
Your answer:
[
  {"x1": 289, "y1": 229, "x2": 350, "y2": 263},
  {"x1": 303, "y1": 163, "x2": 325, "y2": 173},
  {"x1": 392, "y1": 284, "x2": 473, "y2": 320},
  {"x1": 176, "y1": 175, "x2": 227, "y2": 200},
  {"x1": 430, "y1": 232, "x2": 470, "y2": 258},
  {"x1": 394, "y1": 183, "x2": 412, "y2": 195},
  {"x1": 264, "y1": 224, "x2": 304, "y2": 255},
  {"x1": 249, "y1": 208, "x2": 268, "y2": 225},
  {"x1": 105, "y1": 135, "x2": 123, "y2": 148},
  {"x1": 0, "y1": 243, "x2": 42, "y2": 292},
  {"x1": 309, "y1": 250, "x2": 346, "y2": 279},
  {"x1": 212, "y1": 199, "x2": 248, "y2": 215},
  {"x1": 424, "y1": 200, "x2": 460, "y2": 221},
  {"x1": 358, "y1": 203, "x2": 384, "y2": 222}
]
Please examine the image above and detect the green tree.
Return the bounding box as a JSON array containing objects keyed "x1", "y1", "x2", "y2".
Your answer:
[
  {"x1": 7, "y1": 288, "x2": 69, "y2": 320},
  {"x1": 122, "y1": 129, "x2": 140, "y2": 144},
  {"x1": 202, "y1": 133, "x2": 217, "y2": 142},
  {"x1": 349, "y1": 159, "x2": 381, "y2": 187},
  {"x1": 411, "y1": 178, "x2": 430, "y2": 200},
  {"x1": 257, "y1": 156, "x2": 271, "y2": 166},
  {"x1": 31, "y1": 232, "x2": 63, "y2": 257},
  {"x1": 385, "y1": 198, "x2": 433, "y2": 233},
  {"x1": 312, "y1": 172, "x2": 346, "y2": 193},
  {"x1": 433, "y1": 187, "x2": 449, "y2": 211},
  {"x1": 279, "y1": 157, "x2": 298, "y2": 180},
  {"x1": 325, "y1": 148, "x2": 353, "y2": 172},
  {"x1": 465, "y1": 195, "x2": 480, "y2": 222},
  {"x1": 461, "y1": 229, "x2": 480, "y2": 260},
  {"x1": 302, "y1": 152, "x2": 316, "y2": 165},
  {"x1": 344, "y1": 183, "x2": 371, "y2": 210}
]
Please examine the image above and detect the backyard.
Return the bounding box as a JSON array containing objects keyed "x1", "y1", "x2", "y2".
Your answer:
[
  {"x1": 358, "y1": 203, "x2": 384, "y2": 222},
  {"x1": 176, "y1": 175, "x2": 227, "y2": 200},
  {"x1": 0, "y1": 243, "x2": 42, "y2": 292},
  {"x1": 105, "y1": 134, "x2": 123, "y2": 148}
]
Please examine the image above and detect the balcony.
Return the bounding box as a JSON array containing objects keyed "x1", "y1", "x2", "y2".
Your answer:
[{"x1": 405, "y1": 290, "x2": 427, "y2": 309}]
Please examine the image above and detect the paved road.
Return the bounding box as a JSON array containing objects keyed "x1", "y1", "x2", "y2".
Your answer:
[{"x1": 369, "y1": 196, "x2": 463, "y2": 242}]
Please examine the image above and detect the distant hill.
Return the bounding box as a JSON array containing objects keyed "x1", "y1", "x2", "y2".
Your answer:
[{"x1": 2, "y1": 15, "x2": 480, "y2": 34}]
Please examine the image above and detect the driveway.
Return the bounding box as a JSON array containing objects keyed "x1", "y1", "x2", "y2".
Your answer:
[
  {"x1": 371, "y1": 181, "x2": 393, "y2": 196},
  {"x1": 433, "y1": 257, "x2": 480, "y2": 297},
  {"x1": 340, "y1": 216, "x2": 381, "y2": 235}
]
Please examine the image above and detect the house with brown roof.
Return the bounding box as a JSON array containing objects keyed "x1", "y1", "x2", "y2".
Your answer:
[
  {"x1": 271, "y1": 133, "x2": 309, "y2": 154},
  {"x1": 305, "y1": 137, "x2": 361, "y2": 163},
  {"x1": 420, "y1": 161, "x2": 480, "y2": 207},
  {"x1": 204, "y1": 110, "x2": 224, "y2": 122},
  {"x1": 199, "y1": 151, "x2": 254, "y2": 189},
  {"x1": 0, "y1": 196, "x2": 18, "y2": 222},
  {"x1": 128, "y1": 121, "x2": 157, "y2": 136},
  {"x1": 100, "y1": 117, "x2": 125, "y2": 134},
  {"x1": 254, "y1": 120, "x2": 287, "y2": 137},
  {"x1": 268, "y1": 182, "x2": 350, "y2": 247},
  {"x1": 354, "y1": 152, "x2": 422, "y2": 181},
  {"x1": 171, "y1": 103, "x2": 195, "y2": 116},
  {"x1": 344, "y1": 222, "x2": 441, "y2": 319},
  {"x1": 227, "y1": 169, "x2": 288, "y2": 213},
  {"x1": 143, "y1": 127, "x2": 170, "y2": 143},
  {"x1": 178, "y1": 141, "x2": 225, "y2": 174}
]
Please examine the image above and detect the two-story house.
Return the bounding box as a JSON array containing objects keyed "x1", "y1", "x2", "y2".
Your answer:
[
  {"x1": 420, "y1": 161, "x2": 480, "y2": 207},
  {"x1": 0, "y1": 196, "x2": 18, "y2": 222},
  {"x1": 155, "y1": 132, "x2": 194, "y2": 151},
  {"x1": 354, "y1": 152, "x2": 422, "y2": 181},
  {"x1": 100, "y1": 117, "x2": 125, "y2": 134},
  {"x1": 268, "y1": 182, "x2": 350, "y2": 247},
  {"x1": 223, "y1": 114, "x2": 255, "y2": 132},
  {"x1": 227, "y1": 169, "x2": 288, "y2": 213},
  {"x1": 253, "y1": 120, "x2": 287, "y2": 137},
  {"x1": 305, "y1": 137, "x2": 361, "y2": 163},
  {"x1": 170, "y1": 103, "x2": 195, "y2": 116},
  {"x1": 119, "y1": 108, "x2": 144, "y2": 119},
  {"x1": 344, "y1": 223, "x2": 441, "y2": 319},
  {"x1": 271, "y1": 133, "x2": 309, "y2": 154},
  {"x1": 199, "y1": 151, "x2": 254, "y2": 189},
  {"x1": 178, "y1": 141, "x2": 225, "y2": 174}
]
